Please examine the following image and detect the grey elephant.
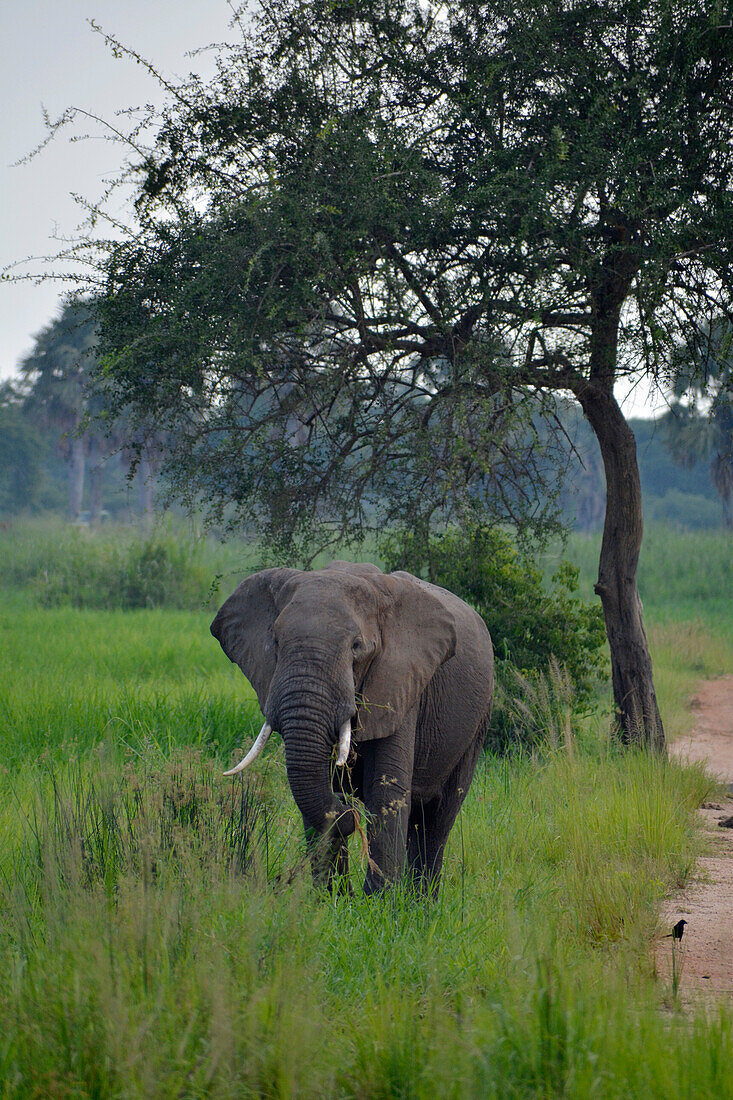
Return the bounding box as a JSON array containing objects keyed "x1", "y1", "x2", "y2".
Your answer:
[{"x1": 211, "y1": 561, "x2": 494, "y2": 895}]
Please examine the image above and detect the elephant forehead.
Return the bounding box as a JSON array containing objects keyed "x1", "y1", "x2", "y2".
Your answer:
[{"x1": 278, "y1": 571, "x2": 381, "y2": 622}]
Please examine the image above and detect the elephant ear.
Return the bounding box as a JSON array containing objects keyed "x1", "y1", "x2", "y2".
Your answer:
[
  {"x1": 356, "y1": 571, "x2": 457, "y2": 742},
  {"x1": 210, "y1": 568, "x2": 300, "y2": 710}
]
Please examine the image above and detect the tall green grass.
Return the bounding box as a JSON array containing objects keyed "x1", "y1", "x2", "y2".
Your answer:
[
  {"x1": 0, "y1": 518, "x2": 256, "y2": 610},
  {"x1": 0, "y1": 521, "x2": 731, "y2": 1094},
  {"x1": 0, "y1": 518, "x2": 381, "y2": 611},
  {"x1": 646, "y1": 619, "x2": 733, "y2": 741},
  {"x1": 5, "y1": 518, "x2": 728, "y2": 622},
  {"x1": 0, "y1": 598, "x2": 264, "y2": 773},
  {"x1": 0, "y1": 745, "x2": 721, "y2": 1097},
  {"x1": 545, "y1": 527, "x2": 733, "y2": 742},
  {"x1": 550, "y1": 526, "x2": 733, "y2": 623}
]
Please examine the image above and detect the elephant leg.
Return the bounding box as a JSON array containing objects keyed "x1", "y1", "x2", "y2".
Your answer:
[
  {"x1": 406, "y1": 799, "x2": 434, "y2": 894},
  {"x1": 408, "y1": 734, "x2": 485, "y2": 897},
  {"x1": 361, "y1": 727, "x2": 414, "y2": 893}
]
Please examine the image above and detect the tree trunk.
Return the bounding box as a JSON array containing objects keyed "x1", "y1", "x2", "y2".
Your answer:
[
  {"x1": 720, "y1": 482, "x2": 733, "y2": 530},
  {"x1": 723, "y1": 495, "x2": 733, "y2": 530},
  {"x1": 578, "y1": 386, "x2": 665, "y2": 751},
  {"x1": 68, "y1": 430, "x2": 86, "y2": 521},
  {"x1": 138, "y1": 453, "x2": 156, "y2": 529},
  {"x1": 88, "y1": 438, "x2": 104, "y2": 525}
]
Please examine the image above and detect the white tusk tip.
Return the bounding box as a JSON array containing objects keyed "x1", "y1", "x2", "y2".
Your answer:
[
  {"x1": 336, "y1": 719, "x2": 352, "y2": 767},
  {"x1": 223, "y1": 722, "x2": 272, "y2": 777}
]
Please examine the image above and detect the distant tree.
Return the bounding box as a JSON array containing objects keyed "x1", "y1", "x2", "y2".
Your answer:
[
  {"x1": 19, "y1": 301, "x2": 98, "y2": 520},
  {"x1": 0, "y1": 383, "x2": 45, "y2": 514},
  {"x1": 87, "y1": 0, "x2": 733, "y2": 748},
  {"x1": 119, "y1": 430, "x2": 167, "y2": 529},
  {"x1": 18, "y1": 300, "x2": 164, "y2": 523},
  {"x1": 665, "y1": 321, "x2": 733, "y2": 528}
]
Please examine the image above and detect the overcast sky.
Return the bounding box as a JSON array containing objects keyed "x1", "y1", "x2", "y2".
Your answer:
[
  {"x1": 1, "y1": 2, "x2": 668, "y2": 416},
  {"x1": 1, "y1": 2, "x2": 232, "y2": 375}
]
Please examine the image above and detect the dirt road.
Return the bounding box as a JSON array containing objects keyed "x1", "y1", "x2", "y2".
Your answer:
[{"x1": 658, "y1": 674, "x2": 733, "y2": 1001}]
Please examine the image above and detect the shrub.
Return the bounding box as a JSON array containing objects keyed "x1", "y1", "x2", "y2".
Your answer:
[
  {"x1": 23, "y1": 531, "x2": 216, "y2": 610},
  {"x1": 381, "y1": 523, "x2": 607, "y2": 749},
  {"x1": 646, "y1": 490, "x2": 721, "y2": 530}
]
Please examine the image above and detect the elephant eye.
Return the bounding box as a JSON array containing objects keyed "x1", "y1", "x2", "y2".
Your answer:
[{"x1": 352, "y1": 638, "x2": 362, "y2": 653}]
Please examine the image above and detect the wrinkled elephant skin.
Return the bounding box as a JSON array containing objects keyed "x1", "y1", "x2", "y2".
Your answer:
[{"x1": 211, "y1": 561, "x2": 494, "y2": 895}]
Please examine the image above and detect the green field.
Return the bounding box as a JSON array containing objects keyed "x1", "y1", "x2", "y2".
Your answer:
[{"x1": 0, "y1": 522, "x2": 732, "y2": 1097}]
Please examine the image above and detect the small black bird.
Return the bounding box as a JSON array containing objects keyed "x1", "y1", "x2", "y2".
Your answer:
[{"x1": 664, "y1": 919, "x2": 688, "y2": 941}]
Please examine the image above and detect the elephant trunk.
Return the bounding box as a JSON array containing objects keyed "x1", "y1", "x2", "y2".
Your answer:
[
  {"x1": 283, "y1": 733, "x2": 355, "y2": 838},
  {"x1": 272, "y1": 676, "x2": 355, "y2": 838}
]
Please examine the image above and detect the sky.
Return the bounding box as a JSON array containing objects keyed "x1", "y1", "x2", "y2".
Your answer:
[
  {"x1": 1, "y1": 1, "x2": 233, "y2": 377},
  {"x1": 1, "y1": 2, "x2": 668, "y2": 417}
]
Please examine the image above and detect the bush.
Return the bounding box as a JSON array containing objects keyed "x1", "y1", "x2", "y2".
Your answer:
[
  {"x1": 49, "y1": 534, "x2": 213, "y2": 609},
  {"x1": 645, "y1": 490, "x2": 721, "y2": 530},
  {"x1": 381, "y1": 523, "x2": 607, "y2": 749},
  {"x1": 10, "y1": 528, "x2": 218, "y2": 610}
]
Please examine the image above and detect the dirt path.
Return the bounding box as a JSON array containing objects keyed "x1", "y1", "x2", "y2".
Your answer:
[{"x1": 657, "y1": 674, "x2": 733, "y2": 1002}]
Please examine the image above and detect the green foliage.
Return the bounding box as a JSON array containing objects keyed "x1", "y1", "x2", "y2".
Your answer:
[
  {"x1": 0, "y1": 531, "x2": 731, "y2": 1093},
  {"x1": 0, "y1": 520, "x2": 253, "y2": 611},
  {"x1": 646, "y1": 489, "x2": 721, "y2": 530},
  {"x1": 503, "y1": 658, "x2": 577, "y2": 753},
  {"x1": 0, "y1": 396, "x2": 45, "y2": 514},
  {"x1": 86, "y1": 0, "x2": 733, "y2": 555},
  {"x1": 554, "y1": 405, "x2": 724, "y2": 533},
  {"x1": 34, "y1": 533, "x2": 213, "y2": 610},
  {"x1": 29, "y1": 754, "x2": 270, "y2": 894},
  {"x1": 0, "y1": 739, "x2": 722, "y2": 1094},
  {"x1": 382, "y1": 523, "x2": 606, "y2": 747},
  {"x1": 664, "y1": 317, "x2": 733, "y2": 526},
  {"x1": 0, "y1": 602, "x2": 262, "y2": 773},
  {"x1": 556, "y1": 526, "x2": 733, "y2": 617},
  {"x1": 19, "y1": 300, "x2": 98, "y2": 434}
]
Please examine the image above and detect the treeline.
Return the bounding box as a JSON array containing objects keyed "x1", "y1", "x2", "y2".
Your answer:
[
  {"x1": 0, "y1": 302, "x2": 162, "y2": 524},
  {"x1": 0, "y1": 392, "x2": 161, "y2": 522},
  {"x1": 557, "y1": 404, "x2": 726, "y2": 532},
  {"x1": 1, "y1": 300, "x2": 729, "y2": 530},
  {"x1": 1, "y1": 387, "x2": 723, "y2": 530}
]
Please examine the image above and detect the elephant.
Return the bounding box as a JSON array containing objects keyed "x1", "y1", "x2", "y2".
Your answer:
[{"x1": 211, "y1": 561, "x2": 494, "y2": 895}]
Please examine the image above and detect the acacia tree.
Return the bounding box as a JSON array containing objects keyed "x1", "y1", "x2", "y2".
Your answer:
[{"x1": 94, "y1": 0, "x2": 733, "y2": 748}]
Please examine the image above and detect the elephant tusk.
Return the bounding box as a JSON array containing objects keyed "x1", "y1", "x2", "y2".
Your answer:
[
  {"x1": 223, "y1": 722, "x2": 272, "y2": 775},
  {"x1": 335, "y1": 719, "x2": 351, "y2": 767}
]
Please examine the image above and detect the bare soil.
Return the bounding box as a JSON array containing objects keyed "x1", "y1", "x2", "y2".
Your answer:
[{"x1": 657, "y1": 674, "x2": 733, "y2": 1002}]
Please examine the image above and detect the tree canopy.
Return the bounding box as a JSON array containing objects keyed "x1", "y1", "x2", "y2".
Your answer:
[{"x1": 92, "y1": 0, "x2": 733, "y2": 746}]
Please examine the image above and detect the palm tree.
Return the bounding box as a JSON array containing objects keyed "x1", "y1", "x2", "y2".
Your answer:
[
  {"x1": 19, "y1": 301, "x2": 98, "y2": 520},
  {"x1": 665, "y1": 321, "x2": 733, "y2": 529},
  {"x1": 19, "y1": 300, "x2": 152, "y2": 524},
  {"x1": 0, "y1": 382, "x2": 45, "y2": 514}
]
